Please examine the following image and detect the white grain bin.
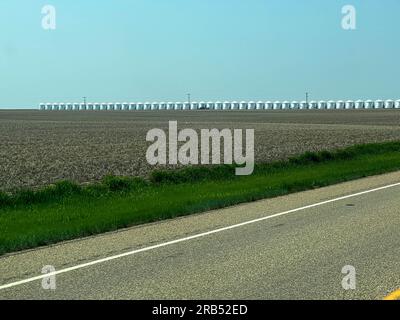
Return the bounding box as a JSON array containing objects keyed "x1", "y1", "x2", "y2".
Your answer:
[
  {"x1": 355, "y1": 100, "x2": 364, "y2": 109},
  {"x1": 176, "y1": 102, "x2": 184, "y2": 110},
  {"x1": 384, "y1": 100, "x2": 394, "y2": 109},
  {"x1": 207, "y1": 102, "x2": 215, "y2": 110},
  {"x1": 116, "y1": 102, "x2": 123, "y2": 111},
  {"x1": 273, "y1": 101, "x2": 282, "y2": 110},
  {"x1": 46, "y1": 103, "x2": 53, "y2": 110},
  {"x1": 239, "y1": 101, "x2": 248, "y2": 110},
  {"x1": 215, "y1": 101, "x2": 223, "y2": 110},
  {"x1": 265, "y1": 101, "x2": 274, "y2": 110},
  {"x1": 108, "y1": 103, "x2": 115, "y2": 111},
  {"x1": 39, "y1": 103, "x2": 46, "y2": 110},
  {"x1": 80, "y1": 103, "x2": 87, "y2": 111},
  {"x1": 374, "y1": 100, "x2": 384, "y2": 109},
  {"x1": 135, "y1": 103, "x2": 142, "y2": 110},
  {"x1": 191, "y1": 102, "x2": 199, "y2": 110},
  {"x1": 309, "y1": 101, "x2": 318, "y2": 109},
  {"x1": 318, "y1": 101, "x2": 327, "y2": 110},
  {"x1": 248, "y1": 101, "x2": 257, "y2": 110},
  {"x1": 129, "y1": 103, "x2": 137, "y2": 111},
  {"x1": 282, "y1": 101, "x2": 291, "y2": 110},
  {"x1": 231, "y1": 101, "x2": 240, "y2": 110},
  {"x1": 345, "y1": 100, "x2": 355, "y2": 109},
  {"x1": 67, "y1": 103, "x2": 73, "y2": 111},
  {"x1": 183, "y1": 102, "x2": 191, "y2": 110},
  {"x1": 95, "y1": 103, "x2": 101, "y2": 111},
  {"x1": 327, "y1": 101, "x2": 336, "y2": 109},
  {"x1": 73, "y1": 103, "x2": 80, "y2": 111},
  {"x1": 122, "y1": 102, "x2": 129, "y2": 110},
  {"x1": 223, "y1": 102, "x2": 231, "y2": 110},
  {"x1": 152, "y1": 102, "x2": 160, "y2": 110},
  {"x1": 101, "y1": 103, "x2": 108, "y2": 111},
  {"x1": 59, "y1": 103, "x2": 66, "y2": 111},
  {"x1": 53, "y1": 103, "x2": 60, "y2": 111},
  {"x1": 159, "y1": 102, "x2": 167, "y2": 110},
  {"x1": 300, "y1": 101, "x2": 308, "y2": 109},
  {"x1": 291, "y1": 101, "x2": 300, "y2": 109},
  {"x1": 144, "y1": 102, "x2": 151, "y2": 110},
  {"x1": 87, "y1": 103, "x2": 94, "y2": 111},
  {"x1": 395, "y1": 100, "x2": 400, "y2": 109},
  {"x1": 256, "y1": 101, "x2": 265, "y2": 110},
  {"x1": 364, "y1": 100, "x2": 374, "y2": 109},
  {"x1": 198, "y1": 101, "x2": 207, "y2": 110},
  {"x1": 336, "y1": 100, "x2": 345, "y2": 109}
]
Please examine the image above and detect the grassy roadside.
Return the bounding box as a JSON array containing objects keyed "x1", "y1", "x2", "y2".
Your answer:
[{"x1": 0, "y1": 141, "x2": 400, "y2": 256}]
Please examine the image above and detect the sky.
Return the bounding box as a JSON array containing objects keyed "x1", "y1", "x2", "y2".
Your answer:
[{"x1": 0, "y1": 0, "x2": 399, "y2": 108}]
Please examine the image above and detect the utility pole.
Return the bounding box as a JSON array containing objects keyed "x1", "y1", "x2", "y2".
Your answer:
[
  {"x1": 83, "y1": 97, "x2": 87, "y2": 108},
  {"x1": 305, "y1": 92, "x2": 309, "y2": 108},
  {"x1": 187, "y1": 93, "x2": 191, "y2": 105}
]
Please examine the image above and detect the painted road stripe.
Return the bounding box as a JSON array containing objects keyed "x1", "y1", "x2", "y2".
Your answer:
[
  {"x1": 1, "y1": 181, "x2": 400, "y2": 291},
  {"x1": 384, "y1": 289, "x2": 400, "y2": 300}
]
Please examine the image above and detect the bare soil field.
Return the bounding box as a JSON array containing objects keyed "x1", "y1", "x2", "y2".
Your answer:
[{"x1": 0, "y1": 109, "x2": 399, "y2": 191}]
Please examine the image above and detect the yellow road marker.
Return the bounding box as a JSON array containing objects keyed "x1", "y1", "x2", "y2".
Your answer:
[{"x1": 384, "y1": 289, "x2": 400, "y2": 300}]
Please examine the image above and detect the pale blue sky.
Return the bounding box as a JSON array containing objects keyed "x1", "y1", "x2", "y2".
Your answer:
[{"x1": 0, "y1": 0, "x2": 399, "y2": 108}]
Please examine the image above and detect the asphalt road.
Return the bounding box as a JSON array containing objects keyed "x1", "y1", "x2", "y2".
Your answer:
[{"x1": 0, "y1": 171, "x2": 400, "y2": 300}]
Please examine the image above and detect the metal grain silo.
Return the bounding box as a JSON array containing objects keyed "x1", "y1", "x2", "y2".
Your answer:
[
  {"x1": 216, "y1": 101, "x2": 223, "y2": 110},
  {"x1": 207, "y1": 102, "x2": 215, "y2": 110},
  {"x1": 231, "y1": 101, "x2": 240, "y2": 110},
  {"x1": 122, "y1": 102, "x2": 129, "y2": 110},
  {"x1": 198, "y1": 101, "x2": 206, "y2": 110},
  {"x1": 184, "y1": 102, "x2": 191, "y2": 110},
  {"x1": 291, "y1": 101, "x2": 300, "y2": 109},
  {"x1": 80, "y1": 103, "x2": 87, "y2": 111},
  {"x1": 223, "y1": 101, "x2": 231, "y2": 110},
  {"x1": 39, "y1": 103, "x2": 46, "y2": 110},
  {"x1": 166, "y1": 102, "x2": 174, "y2": 110},
  {"x1": 239, "y1": 101, "x2": 248, "y2": 110},
  {"x1": 116, "y1": 102, "x2": 123, "y2": 111},
  {"x1": 327, "y1": 101, "x2": 336, "y2": 109},
  {"x1": 46, "y1": 103, "x2": 52, "y2": 110},
  {"x1": 272, "y1": 101, "x2": 281, "y2": 110},
  {"x1": 87, "y1": 103, "x2": 94, "y2": 111},
  {"x1": 309, "y1": 101, "x2": 318, "y2": 109},
  {"x1": 53, "y1": 103, "x2": 60, "y2": 111},
  {"x1": 144, "y1": 102, "x2": 151, "y2": 110},
  {"x1": 364, "y1": 100, "x2": 374, "y2": 109},
  {"x1": 374, "y1": 100, "x2": 384, "y2": 109},
  {"x1": 318, "y1": 101, "x2": 327, "y2": 110},
  {"x1": 282, "y1": 101, "x2": 291, "y2": 110},
  {"x1": 136, "y1": 102, "x2": 144, "y2": 110},
  {"x1": 265, "y1": 101, "x2": 274, "y2": 110},
  {"x1": 101, "y1": 103, "x2": 108, "y2": 111},
  {"x1": 152, "y1": 102, "x2": 160, "y2": 110},
  {"x1": 395, "y1": 100, "x2": 400, "y2": 109},
  {"x1": 384, "y1": 100, "x2": 394, "y2": 109},
  {"x1": 129, "y1": 103, "x2": 137, "y2": 111},
  {"x1": 67, "y1": 103, "x2": 73, "y2": 111},
  {"x1": 191, "y1": 102, "x2": 199, "y2": 110},
  {"x1": 355, "y1": 100, "x2": 364, "y2": 109},
  {"x1": 248, "y1": 101, "x2": 257, "y2": 110},
  {"x1": 94, "y1": 103, "x2": 101, "y2": 111},
  {"x1": 336, "y1": 100, "x2": 345, "y2": 109},
  {"x1": 59, "y1": 103, "x2": 66, "y2": 111},
  {"x1": 176, "y1": 102, "x2": 184, "y2": 110},
  {"x1": 345, "y1": 100, "x2": 355, "y2": 109},
  {"x1": 73, "y1": 103, "x2": 80, "y2": 111},
  {"x1": 300, "y1": 101, "x2": 308, "y2": 110},
  {"x1": 159, "y1": 102, "x2": 167, "y2": 110},
  {"x1": 256, "y1": 101, "x2": 265, "y2": 110},
  {"x1": 108, "y1": 103, "x2": 115, "y2": 111}
]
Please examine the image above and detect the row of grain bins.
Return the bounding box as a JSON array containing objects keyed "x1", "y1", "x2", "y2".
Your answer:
[{"x1": 39, "y1": 100, "x2": 400, "y2": 111}]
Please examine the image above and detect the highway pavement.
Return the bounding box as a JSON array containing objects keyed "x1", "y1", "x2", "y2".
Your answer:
[{"x1": 0, "y1": 171, "x2": 400, "y2": 300}]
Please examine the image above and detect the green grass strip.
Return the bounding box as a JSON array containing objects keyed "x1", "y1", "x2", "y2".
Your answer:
[{"x1": 0, "y1": 141, "x2": 400, "y2": 256}]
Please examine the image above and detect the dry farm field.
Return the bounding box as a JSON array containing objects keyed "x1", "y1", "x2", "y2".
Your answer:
[{"x1": 0, "y1": 109, "x2": 399, "y2": 191}]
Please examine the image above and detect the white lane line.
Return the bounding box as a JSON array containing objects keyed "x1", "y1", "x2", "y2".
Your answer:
[{"x1": 1, "y1": 181, "x2": 400, "y2": 291}]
